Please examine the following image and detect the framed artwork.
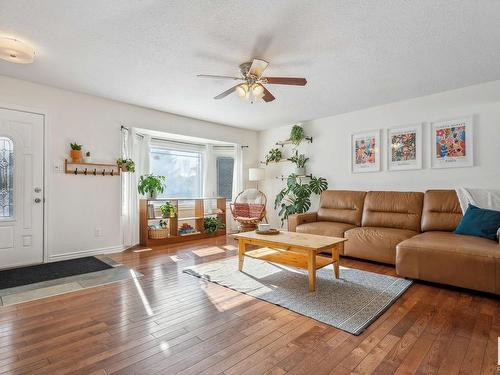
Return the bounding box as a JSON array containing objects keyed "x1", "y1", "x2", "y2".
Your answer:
[
  {"x1": 387, "y1": 124, "x2": 422, "y2": 171},
  {"x1": 351, "y1": 130, "x2": 381, "y2": 173},
  {"x1": 430, "y1": 116, "x2": 473, "y2": 169}
]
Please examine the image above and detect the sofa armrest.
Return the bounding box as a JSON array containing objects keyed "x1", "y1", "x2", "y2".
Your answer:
[{"x1": 288, "y1": 212, "x2": 318, "y2": 232}]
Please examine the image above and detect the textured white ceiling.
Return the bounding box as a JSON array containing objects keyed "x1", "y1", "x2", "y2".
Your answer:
[{"x1": 1, "y1": 1, "x2": 499, "y2": 130}]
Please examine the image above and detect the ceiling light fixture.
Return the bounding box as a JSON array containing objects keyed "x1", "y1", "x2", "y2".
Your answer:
[{"x1": 0, "y1": 37, "x2": 35, "y2": 64}]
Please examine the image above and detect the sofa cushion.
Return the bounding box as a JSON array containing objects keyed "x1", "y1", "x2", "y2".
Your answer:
[
  {"x1": 296, "y1": 221, "x2": 355, "y2": 254},
  {"x1": 454, "y1": 204, "x2": 500, "y2": 241},
  {"x1": 362, "y1": 191, "x2": 424, "y2": 232},
  {"x1": 421, "y1": 190, "x2": 462, "y2": 232},
  {"x1": 344, "y1": 227, "x2": 418, "y2": 265},
  {"x1": 396, "y1": 231, "x2": 500, "y2": 294},
  {"x1": 317, "y1": 190, "x2": 367, "y2": 226}
]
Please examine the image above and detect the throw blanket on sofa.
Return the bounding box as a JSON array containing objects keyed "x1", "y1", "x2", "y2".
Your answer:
[{"x1": 455, "y1": 188, "x2": 500, "y2": 213}]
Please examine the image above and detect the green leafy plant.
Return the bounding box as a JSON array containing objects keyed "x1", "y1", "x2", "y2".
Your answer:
[
  {"x1": 274, "y1": 174, "x2": 328, "y2": 226},
  {"x1": 265, "y1": 148, "x2": 283, "y2": 165},
  {"x1": 138, "y1": 175, "x2": 166, "y2": 198},
  {"x1": 159, "y1": 219, "x2": 168, "y2": 229},
  {"x1": 289, "y1": 124, "x2": 305, "y2": 145},
  {"x1": 160, "y1": 202, "x2": 176, "y2": 218},
  {"x1": 203, "y1": 216, "x2": 225, "y2": 234},
  {"x1": 287, "y1": 150, "x2": 309, "y2": 168},
  {"x1": 70, "y1": 143, "x2": 82, "y2": 150},
  {"x1": 117, "y1": 158, "x2": 136, "y2": 172}
]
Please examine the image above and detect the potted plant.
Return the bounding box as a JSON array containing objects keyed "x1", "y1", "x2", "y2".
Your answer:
[
  {"x1": 70, "y1": 143, "x2": 83, "y2": 162},
  {"x1": 159, "y1": 219, "x2": 168, "y2": 229},
  {"x1": 287, "y1": 150, "x2": 309, "y2": 175},
  {"x1": 289, "y1": 124, "x2": 305, "y2": 145},
  {"x1": 160, "y1": 202, "x2": 176, "y2": 218},
  {"x1": 274, "y1": 174, "x2": 328, "y2": 226},
  {"x1": 203, "y1": 217, "x2": 225, "y2": 234},
  {"x1": 83, "y1": 151, "x2": 92, "y2": 163},
  {"x1": 138, "y1": 175, "x2": 166, "y2": 199},
  {"x1": 265, "y1": 148, "x2": 283, "y2": 165},
  {"x1": 117, "y1": 158, "x2": 135, "y2": 172}
]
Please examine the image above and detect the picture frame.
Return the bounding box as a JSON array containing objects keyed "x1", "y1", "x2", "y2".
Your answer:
[
  {"x1": 387, "y1": 123, "x2": 423, "y2": 171},
  {"x1": 351, "y1": 129, "x2": 381, "y2": 173},
  {"x1": 430, "y1": 115, "x2": 473, "y2": 169}
]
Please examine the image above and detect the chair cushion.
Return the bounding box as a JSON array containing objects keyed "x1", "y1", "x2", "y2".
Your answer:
[
  {"x1": 396, "y1": 231, "x2": 500, "y2": 294},
  {"x1": 317, "y1": 190, "x2": 367, "y2": 226},
  {"x1": 421, "y1": 190, "x2": 462, "y2": 232},
  {"x1": 248, "y1": 203, "x2": 265, "y2": 218},
  {"x1": 233, "y1": 203, "x2": 249, "y2": 217},
  {"x1": 454, "y1": 204, "x2": 500, "y2": 241},
  {"x1": 344, "y1": 227, "x2": 418, "y2": 265},
  {"x1": 362, "y1": 191, "x2": 424, "y2": 232}
]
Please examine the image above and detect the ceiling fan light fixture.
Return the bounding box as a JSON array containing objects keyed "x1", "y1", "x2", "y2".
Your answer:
[
  {"x1": 0, "y1": 37, "x2": 35, "y2": 64},
  {"x1": 251, "y1": 84, "x2": 264, "y2": 98},
  {"x1": 236, "y1": 83, "x2": 249, "y2": 97}
]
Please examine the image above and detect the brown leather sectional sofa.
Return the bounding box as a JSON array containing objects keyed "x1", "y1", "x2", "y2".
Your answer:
[{"x1": 288, "y1": 190, "x2": 500, "y2": 294}]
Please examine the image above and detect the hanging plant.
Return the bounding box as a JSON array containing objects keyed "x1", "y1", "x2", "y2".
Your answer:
[
  {"x1": 117, "y1": 158, "x2": 136, "y2": 172},
  {"x1": 289, "y1": 124, "x2": 305, "y2": 145},
  {"x1": 274, "y1": 174, "x2": 328, "y2": 226}
]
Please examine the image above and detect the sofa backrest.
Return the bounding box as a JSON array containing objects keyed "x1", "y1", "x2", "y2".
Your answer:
[
  {"x1": 421, "y1": 190, "x2": 463, "y2": 232},
  {"x1": 317, "y1": 190, "x2": 367, "y2": 226},
  {"x1": 362, "y1": 191, "x2": 424, "y2": 232}
]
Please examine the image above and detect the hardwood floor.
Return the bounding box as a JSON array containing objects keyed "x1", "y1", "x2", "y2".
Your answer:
[{"x1": 0, "y1": 236, "x2": 499, "y2": 374}]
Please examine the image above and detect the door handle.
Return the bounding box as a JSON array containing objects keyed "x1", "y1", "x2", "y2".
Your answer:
[{"x1": 34, "y1": 198, "x2": 42, "y2": 203}]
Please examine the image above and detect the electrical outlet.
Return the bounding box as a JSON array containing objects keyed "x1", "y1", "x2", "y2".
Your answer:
[
  {"x1": 94, "y1": 228, "x2": 103, "y2": 237},
  {"x1": 54, "y1": 161, "x2": 64, "y2": 173}
]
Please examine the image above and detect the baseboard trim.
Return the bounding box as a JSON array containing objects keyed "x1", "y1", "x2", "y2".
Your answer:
[{"x1": 48, "y1": 245, "x2": 126, "y2": 262}]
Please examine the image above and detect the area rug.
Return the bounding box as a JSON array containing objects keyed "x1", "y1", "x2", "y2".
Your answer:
[
  {"x1": 183, "y1": 257, "x2": 412, "y2": 335},
  {"x1": 0, "y1": 256, "x2": 112, "y2": 289},
  {"x1": 0, "y1": 257, "x2": 142, "y2": 307}
]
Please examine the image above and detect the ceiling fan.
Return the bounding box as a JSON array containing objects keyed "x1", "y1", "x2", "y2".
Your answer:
[{"x1": 197, "y1": 58, "x2": 307, "y2": 103}]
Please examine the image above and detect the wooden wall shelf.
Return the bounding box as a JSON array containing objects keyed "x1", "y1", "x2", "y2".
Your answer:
[
  {"x1": 65, "y1": 159, "x2": 120, "y2": 176},
  {"x1": 139, "y1": 197, "x2": 227, "y2": 247},
  {"x1": 276, "y1": 174, "x2": 312, "y2": 180},
  {"x1": 275, "y1": 137, "x2": 313, "y2": 147}
]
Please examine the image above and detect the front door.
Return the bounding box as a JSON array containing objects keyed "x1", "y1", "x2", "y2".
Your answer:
[{"x1": 0, "y1": 108, "x2": 44, "y2": 269}]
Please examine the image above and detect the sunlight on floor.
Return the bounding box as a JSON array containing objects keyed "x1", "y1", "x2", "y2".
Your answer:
[
  {"x1": 192, "y1": 246, "x2": 226, "y2": 257},
  {"x1": 169, "y1": 255, "x2": 183, "y2": 262},
  {"x1": 130, "y1": 269, "x2": 154, "y2": 316},
  {"x1": 222, "y1": 244, "x2": 237, "y2": 251}
]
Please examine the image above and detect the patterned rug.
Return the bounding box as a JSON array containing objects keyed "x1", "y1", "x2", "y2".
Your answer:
[{"x1": 184, "y1": 257, "x2": 412, "y2": 335}]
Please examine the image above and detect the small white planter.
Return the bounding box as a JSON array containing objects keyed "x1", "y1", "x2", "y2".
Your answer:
[{"x1": 295, "y1": 167, "x2": 306, "y2": 176}]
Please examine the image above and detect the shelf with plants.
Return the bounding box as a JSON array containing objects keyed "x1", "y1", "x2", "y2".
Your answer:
[
  {"x1": 139, "y1": 196, "x2": 227, "y2": 246},
  {"x1": 275, "y1": 124, "x2": 313, "y2": 147}
]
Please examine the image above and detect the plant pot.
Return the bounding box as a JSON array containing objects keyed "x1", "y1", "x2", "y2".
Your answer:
[
  {"x1": 70, "y1": 150, "x2": 82, "y2": 163},
  {"x1": 83, "y1": 156, "x2": 92, "y2": 163},
  {"x1": 120, "y1": 165, "x2": 129, "y2": 172},
  {"x1": 295, "y1": 167, "x2": 306, "y2": 176},
  {"x1": 148, "y1": 191, "x2": 158, "y2": 199}
]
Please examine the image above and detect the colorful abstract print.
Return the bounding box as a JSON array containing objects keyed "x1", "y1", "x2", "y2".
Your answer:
[
  {"x1": 391, "y1": 132, "x2": 416, "y2": 162},
  {"x1": 355, "y1": 137, "x2": 376, "y2": 165},
  {"x1": 435, "y1": 125, "x2": 466, "y2": 159}
]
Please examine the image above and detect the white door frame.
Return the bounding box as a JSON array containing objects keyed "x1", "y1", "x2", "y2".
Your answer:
[{"x1": 0, "y1": 102, "x2": 49, "y2": 263}]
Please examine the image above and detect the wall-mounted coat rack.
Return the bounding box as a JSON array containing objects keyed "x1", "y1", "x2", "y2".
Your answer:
[{"x1": 64, "y1": 159, "x2": 121, "y2": 176}]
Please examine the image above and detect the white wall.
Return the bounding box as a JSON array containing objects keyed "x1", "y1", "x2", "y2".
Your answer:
[
  {"x1": 0, "y1": 75, "x2": 258, "y2": 260},
  {"x1": 259, "y1": 80, "x2": 500, "y2": 227}
]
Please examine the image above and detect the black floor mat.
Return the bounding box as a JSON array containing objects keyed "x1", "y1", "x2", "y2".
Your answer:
[{"x1": 0, "y1": 257, "x2": 112, "y2": 290}]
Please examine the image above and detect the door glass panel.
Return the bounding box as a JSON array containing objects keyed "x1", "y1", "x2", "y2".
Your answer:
[{"x1": 0, "y1": 137, "x2": 13, "y2": 218}]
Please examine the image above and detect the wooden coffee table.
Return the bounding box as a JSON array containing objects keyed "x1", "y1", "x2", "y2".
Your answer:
[{"x1": 232, "y1": 231, "x2": 347, "y2": 292}]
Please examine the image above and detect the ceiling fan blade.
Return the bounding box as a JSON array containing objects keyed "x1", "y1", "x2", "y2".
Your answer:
[
  {"x1": 260, "y1": 85, "x2": 275, "y2": 102},
  {"x1": 248, "y1": 59, "x2": 269, "y2": 78},
  {"x1": 264, "y1": 77, "x2": 307, "y2": 86},
  {"x1": 198, "y1": 74, "x2": 242, "y2": 80},
  {"x1": 214, "y1": 84, "x2": 241, "y2": 99}
]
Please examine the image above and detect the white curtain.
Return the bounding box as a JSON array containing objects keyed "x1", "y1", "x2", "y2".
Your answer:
[
  {"x1": 202, "y1": 144, "x2": 217, "y2": 197},
  {"x1": 121, "y1": 128, "x2": 151, "y2": 248},
  {"x1": 227, "y1": 144, "x2": 244, "y2": 232}
]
